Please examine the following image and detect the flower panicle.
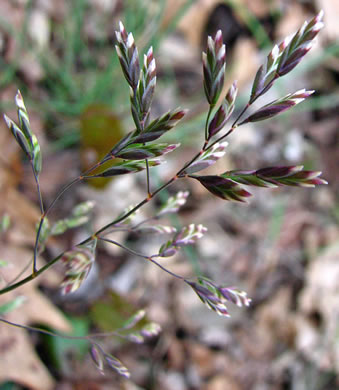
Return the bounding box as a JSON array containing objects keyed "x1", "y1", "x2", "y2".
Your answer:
[
  {"x1": 208, "y1": 81, "x2": 238, "y2": 139},
  {"x1": 203, "y1": 30, "x2": 226, "y2": 105},
  {"x1": 158, "y1": 190, "x2": 190, "y2": 216},
  {"x1": 89, "y1": 343, "x2": 130, "y2": 378},
  {"x1": 184, "y1": 142, "x2": 228, "y2": 174},
  {"x1": 223, "y1": 165, "x2": 327, "y2": 188},
  {"x1": 60, "y1": 240, "x2": 97, "y2": 295},
  {"x1": 115, "y1": 21, "x2": 140, "y2": 89},
  {"x1": 4, "y1": 91, "x2": 42, "y2": 176},
  {"x1": 158, "y1": 223, "x2": 207, "y2": 257},
  {"x1": 186, "y1": 277, "x2": 251, "y2": 317},
  {"x1": 250, "y1": 10, "x2": 324, "y2": 102},
  {"x1": 242, "y1": 89, "x2": 314, "y2": 124}
]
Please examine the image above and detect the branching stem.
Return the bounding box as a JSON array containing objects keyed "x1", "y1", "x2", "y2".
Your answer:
[
  {"x1": 1, "y1": 94, "x2": 251, "y2": 290},
  {"x1": 0, "y1": 252, "x2": 64, "y2": 295}
]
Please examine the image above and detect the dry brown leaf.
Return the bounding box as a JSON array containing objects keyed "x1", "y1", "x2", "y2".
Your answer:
[
  {"x1": 189, "y1": 342, "x2": 217, "y2": 378},
  {"x1": 255, "y1": 287, "x2": 296, "y2": 352},
  {"x1": 0, "y1": 246, "x2": 71, "y2": 390},
  {"x1": 0, "y1": 324, "x2": 55, "y2": 390},
  {"x1": 0, "y1": 245, "x2": 69, "y2": 329}
]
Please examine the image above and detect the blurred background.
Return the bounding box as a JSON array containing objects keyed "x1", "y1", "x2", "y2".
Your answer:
[{"x1": 0, "y1": 0, "x2": 338, "y2": 389}]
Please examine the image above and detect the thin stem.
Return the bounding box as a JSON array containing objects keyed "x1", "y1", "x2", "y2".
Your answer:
[
  {"x1": 203, "y1": 101, "x2": 252, "y2": 152},
  {"x1": 231, "y1": 102, "x2": 251, "y2": 128},
  {"x1": 46, "y1": 160, "x2": 104, "y2": 214},
  {"x1": 5, "y1": 257, "x2": 32, "y2": 287},
  {"x1": 98, "y1": 236, "x2": 149, "y2": 259},
  {"x1": 99, "y1": 215, "x2": 160, "y2": 237},
  {"x1": 0, "y1": 99, "x2": 252, "y2": 291},
  {"x1": 1, "y1": 92, "x2": 258, "y2": 291},
  {"x1": 204, "y1": 74, "x2": 278, "y2": 153},
  {"x1": 145, "y1": 159, "x2": 151, "y2": 196},
  {"x1": 30, "y1": 160, "x2": 44, "y2": 274},
  {"x1": 2, "y1": 98, "x2": 245, "y2": 287},
  {"x1": 0, "y1": 316, "x2": 156, "y2": 348},
  {"x1": 93, "y1": 198, "x2": 150, "y2": 238},
  {"x1": 92, "y1": 176, "x2": 177, "y2": 238},
  {"x1": 1, "y1": 124, "x2": 216, "y2": 291},
  {"x1": 176, "y1": 148, "x2": 205, "y2": 177},
  {"x1": 31, "y1": 163, "x2": 44, "y2": 214},
  {"x1": 31, "y1": 176, "x2": 81, "y2": 274},
  {"x1": 0, "y1": 252, "x2": 64, "y2": 295},
  {"x1": 0, "y1": 317, "x2": 125, "y2": 344},
  {"x1": 45, "y1": 176, "x2": 83, "y2": 217},
  {"x1": 90, "y1": 139, "x2": 216, "y2": 239},
  {"x1": 32, "y1": 217, "x2": 44, "y2": 275},
  {"x1": 129, "y1": 215, "x2": 159, "y2": 231},
  {"x1": 132, "y1": 87, "x2": 151, "y2": 197},
  {"x1": 206, "y1": 126, "x2": 237, "y2": 151},
  {"x1": 31, "y1": 160, "x2": 105, "y2": 275},
  {"x1": 97, "y1": 237, "x2": 184, "y2": 281},
  {"x1": 0, "y1": 317, "x2": 85, "y2": 341},
  {"x1": 148, "y1": 257, "x2": 185, "y2": 281},
  {"x1": 5, "y1": 242, "x2": 47, "y2": 287},
  {"x1": 99, "y1": 226, "x2": 131, "y2": 235}
]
